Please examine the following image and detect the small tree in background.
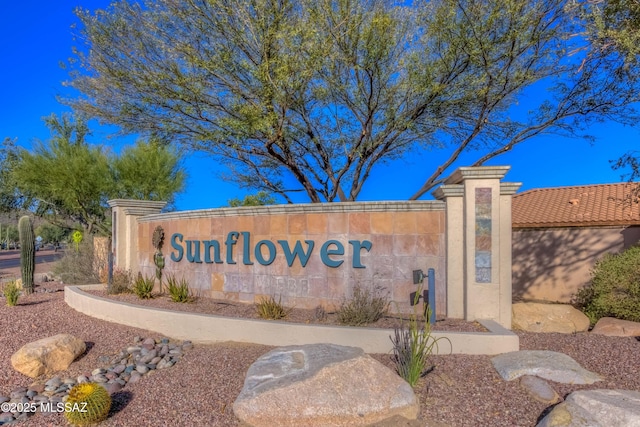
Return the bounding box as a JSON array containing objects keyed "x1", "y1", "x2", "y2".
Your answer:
[{"x1": 227, "y1": 191, "x2": 276, "y2": 207}]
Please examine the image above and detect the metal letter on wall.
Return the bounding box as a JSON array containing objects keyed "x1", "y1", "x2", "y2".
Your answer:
[{"x1": 475, "y1": 188, "x2": 492, "y2": 283}]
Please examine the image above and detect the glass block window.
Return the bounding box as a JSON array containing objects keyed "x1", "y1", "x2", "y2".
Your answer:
[{"x1": 475, "y1": 188, "x2": 492, "y2": 283}]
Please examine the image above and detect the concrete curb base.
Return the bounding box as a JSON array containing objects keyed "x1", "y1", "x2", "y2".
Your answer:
[{"x1": 65, "y1": 285, "x2": 519, "y2": 355}]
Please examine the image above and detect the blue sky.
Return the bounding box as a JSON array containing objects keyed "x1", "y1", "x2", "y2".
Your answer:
[{"x1": 1, "y1": 1, "x2": 639, "y2": 211}]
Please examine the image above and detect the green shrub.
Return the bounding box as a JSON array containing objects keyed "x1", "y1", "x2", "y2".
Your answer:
[
  {"x1": 336, "y1": 285, "x2": 389, "y2": 326},
  {"x1": 166, "y1": 275, "x2": 195, "y2": 303},
  {"x1": 575, "y1": 245, "x2": 640, "y2": 324},
  {"x1": 256, "y1": 295, "x2": 291, "y2": 320},
  {"x1": 132, "y1": 273, "x2": 155, "y2": 299},
  {"x1": 107, "y1": 268, "x2": 133, "y2": 295},
  {"x1": 2, "y1": 281, "x2": 20, "y2": 307}
]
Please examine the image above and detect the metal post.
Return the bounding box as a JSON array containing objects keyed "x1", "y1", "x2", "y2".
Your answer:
[{"x1": 427, "y1": 268, "x2": 436, "y2": 324}]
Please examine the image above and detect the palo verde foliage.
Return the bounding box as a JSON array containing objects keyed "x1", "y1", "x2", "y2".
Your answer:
[{"x1": 67, "y1": 0, "x2": 640, "y2": 202}]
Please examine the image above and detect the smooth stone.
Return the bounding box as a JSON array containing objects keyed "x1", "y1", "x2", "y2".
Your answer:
[
  {"x1": 62, "y1": 378, "x2": 76, "y2": 385},
  {"x1": 160, "y1": 338, "x2": 169, "y2": 344},
  {"x1": 158, "y1": 345, "x2": 169, "y2": 357},
  {"x1": 91, "y1": 375, "x2": 108, "y2": 383},
  {"x1": 142, "y1": 337, "x2": 156, "y2": 346},
  {"x1": 0, "y1": 396, "x2": 9, "y2": 404},
  {"x1": 44, "y1": 378, "x2": 61, "y2": 387},
  {"x1": 135, "y1": 365, "x2": 149, "y2": 374},
  {"x1": 112, "y1": 364, "x2": 126, "y2": 374},
  {"x1": 150, "y1": 356, "x2": 162, "y2": 365},
  {"x1": 103, "y1": 382, "x2": 123, "y2": 395},
  {"x1": 512, "y1": 303, "x2": 590, "y2": 333},
  {"x1": 11, "y1": 335, "x2": 86, "y2": 378},
  {"x1": 234, "y1": 344, "x2": 418, "y2": 427},
  {"x1": 0, "y1": 413, "x2": 15, "y2": 423},
  {"x1": 520, "y1": 376, "x2": 560, "y2": 404},
  {"x1": 28, "y1": 384, "x2": 44, "y2": 393},
  {"x1": 591, "y1": 317, "x2": 640, "y2": 337},
  {"x1": 77, "y1": 375, "x2": 89, "y2": 384},
  {"x1": 125, "y1": 365, "x2": 135, "y2": 374},
  {"x1": 491, "y1": 350, "x2": 603, "y2": 384},
  {"x1": 129, "y1": 371, "x2": 142, "y2": 384},
  {"x1": 537, "y1": 389, "x2": 640, "y2": 427},
  {"x1": 126, "y1": 346, "x2": 141, "y2": 354},
  {"x1": 92, "y1": 368, "x2": 106, "y2": 376}
]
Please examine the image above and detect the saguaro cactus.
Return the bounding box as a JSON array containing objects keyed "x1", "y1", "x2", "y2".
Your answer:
[{"x1": 18, "y1": 216, "x2": 35, "y2": 294}]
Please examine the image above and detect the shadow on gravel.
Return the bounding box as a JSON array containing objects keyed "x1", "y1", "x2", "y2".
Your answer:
[
  {"x1": 109, "y1": 390, "x2": 133, "y2": 416},
  {"x1": 536, "y1": 401, "x2": 562, "y2": 424},
  {"x1": 75, "y1": 341, "x2": 96, "y2": 363},
  {"x1": 15, "y1": 300, "x2": 51, "y2": 306}
]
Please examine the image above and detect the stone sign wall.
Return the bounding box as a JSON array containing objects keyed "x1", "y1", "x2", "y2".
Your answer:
[
  {"x1": 108, "y1": 166, "x2": 519, "y2": 327},
  {"x1": 136, "y1": 202, "x2": 446, "y2": 315}
]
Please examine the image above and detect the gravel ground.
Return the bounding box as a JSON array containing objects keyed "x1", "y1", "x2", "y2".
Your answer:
[{"x1": 1, "y1": 283, "x2": 639, "y2": 427}]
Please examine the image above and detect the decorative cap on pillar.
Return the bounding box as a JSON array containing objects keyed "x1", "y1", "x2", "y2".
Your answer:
[
  {"x1": 432, "y1": 184, "x2": 464, "y2": 200},
  {"x1": 107, "y1": 199, "x2": 167, "y2": 215},
  {"x1": 445, "y1": 166, "x2": 511, "y2": 184}
]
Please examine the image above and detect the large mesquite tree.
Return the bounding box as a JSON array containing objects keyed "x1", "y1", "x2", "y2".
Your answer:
[{"x1": 66, "y1": 0, "x2": 640, "y2": 202}]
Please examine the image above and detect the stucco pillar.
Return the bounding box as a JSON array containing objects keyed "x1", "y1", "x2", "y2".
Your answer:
[
  {"x1": 107, "y1": 199, "x2": 167, "y2": 273},
  {"x1": 432, "y1": 185, "x2": 464, "y2": 319},
  {"x1": 436, "y1": 167, "x2": 521, "y2": 328}
]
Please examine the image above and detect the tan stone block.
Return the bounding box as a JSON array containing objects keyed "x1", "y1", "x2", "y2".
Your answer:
[
  {"x1": 237, "y1": 215, "x2": 254, "y2": 232},
  {"x1": 254, "y1": 216, "x2": 270, "y2": 235},
  {"x1": 370, "y1": 212, "x2": 393, "y2": 234},
  {"x1": 349, "y1": 212, "x2": 370, "y2": 234},
  {"x1": 288, "y1": 214, "x2": 307, "y2": 234},
  {"x1": 393, "y1": 212, "x2": 417, "y2": 234},
  {"x1": 417, "y1": 211, "x2": 443, "y2": 233},
  {"x1": 210, "y1": 217, "x2": 223, "y2": 235},
  {"x1": 211, "y1": 273, "x2": 225, "y2": 292},
  {"x1": 306, "y1": 214, "x2": 328, "y2": 234},
  {"x1": 270, "y1": 215, "x2": 287, "y2": 234},
  {"x1": 393, "y1": 235, "x2": 417, "y2": 256},
  {"x1": 328, "y1": 214, "x2": 348, "y2": 233},
  {"x1": 416, "y1": 234, "x2": 442, "y2": 256}
]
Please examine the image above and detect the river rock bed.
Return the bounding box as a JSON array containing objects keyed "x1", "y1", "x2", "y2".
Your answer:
[{"x1": 0, "y1": 336, "x2": 192, "y2": 425}]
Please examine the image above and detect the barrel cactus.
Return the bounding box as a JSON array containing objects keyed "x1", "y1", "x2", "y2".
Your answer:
[
  {"x1": 64, "y1": 382, "x2": 112, "y2": 426},
  {"x1": 18, "y1": 216, "x2": 35, "y2": 294}
]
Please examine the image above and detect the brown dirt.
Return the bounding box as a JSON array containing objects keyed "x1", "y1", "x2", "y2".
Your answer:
[{"x1": 1, "y1": 281, "x2": 639, "y2": 427}]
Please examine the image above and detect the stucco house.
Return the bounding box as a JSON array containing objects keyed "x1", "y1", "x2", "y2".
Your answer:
[{"x1": 512, "y1": 182, "x2": 640, "y2": 303}]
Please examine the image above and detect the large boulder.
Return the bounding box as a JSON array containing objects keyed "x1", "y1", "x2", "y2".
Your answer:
[
  {"x1": 512, "y1": 302, "x2": 590, "y2": 333},
  {"x1": 591, "y1": 317, "x2": 640, "y2": 337},
  {"x1": 11, "y1": 334, "x2": 86, "y2": 378},
  {"x1": 491, "y1": 350, "x2": 603, "y2": 384},
  {"x1": 537, "y1": 389, "x2": 640, "y2": 427},
  {"x1": 233, "y1": 343, "x2": 419, "y2": 426}
]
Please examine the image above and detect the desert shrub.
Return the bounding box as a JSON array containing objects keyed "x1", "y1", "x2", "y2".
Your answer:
[
  {"x1": 166, "y1": 275, "x2": 196, "y2": 303},
  {"x1": 53, "y1": 237, "x2": 100, "y2": 285},
  {"x1": 337, "y1": 285, "x2": 389, "y2": 326},
  {"x1": 390, "y1": 307, "x2": 446, "y2": 387},
  {"x1": 107, "y1": 268, "x2": 133, "y2": 295},
  {"x1": 575, "y1": 245, "x2": 640, "y2": 324},
  {"x1": 2, "y1": 281, "x2": 20, "y2": 306},
  {"x1": 132, "y1": 273, "x2": 155, "y2": 299},
  {"x1": 256, "y1": 295, "x2": 291, "y2": 320}
]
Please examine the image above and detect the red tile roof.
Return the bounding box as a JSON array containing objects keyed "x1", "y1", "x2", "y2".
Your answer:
[{"x1": 512, "y1": 183, "x2": 640, "y2": 228}]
